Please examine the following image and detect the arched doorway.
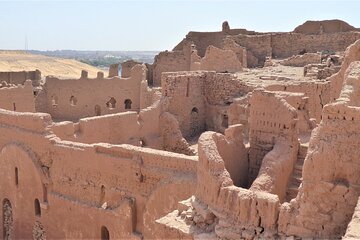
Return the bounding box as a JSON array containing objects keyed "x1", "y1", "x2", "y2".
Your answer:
[
  {"x1": 101, "y1": 226, "x2": 110, "y2": 240},
  {"x1": 222, "y1": 114, "x2": 229, "y2": 128},
  {"x1": 190, "y1": 107, "x2": 199, "y2": 137}
]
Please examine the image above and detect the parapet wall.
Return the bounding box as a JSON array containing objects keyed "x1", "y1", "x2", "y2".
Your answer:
[
  {"x1": 271, "y1": 31, "x2": 360, "y2": 58},
  {"x1": 266, "y1": 81, "x2": 331, "y2": 122},
  {"x1": 36, "y1": 65, "x2": 146, "y2": 121},
  {"x1": 230, "y1": 32, "x2": 360, "y2": 64},
  {"x1": 50, "y1": 98, "x2": 193, "y2": 156},
  {"x1": 293, "y1": 19, "x2": 357, "y2": 35},
  {"x1": 51, "y1": 111, "x2": 140, "y2": 145},
  {"x1": 0, "y1": 69, "x2": 41, "y2": 86},
  {"x1": 173, "y1": 28, "x2": 258, "y2": 58},
  {"x1": 0, "y1": 80, "x2": 36, "y2": 112},
  {"x1": 0, "y1": 108, "x2": 52, "y2": 135},
  {"x1": 121, "y1": 60, "x2": 141, "y2": 78},
  {"x1": 152, "y1": 42, "x2": 192, "y2": 86}
]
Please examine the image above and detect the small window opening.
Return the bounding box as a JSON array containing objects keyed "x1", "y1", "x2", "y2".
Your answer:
[
  {"x1": 70, "y1": 96, "x2": 77, "y2": 106},
  {"x1": 42, "y1": 184, "x2": 48, "y2": 203},
  {"x1": 191, "y1": 107, "x2": 198, "y2": 114},
  {"x1": 100, "y1": 185, "x2": 106, "y2": 205},
  {"x1": 186, "y1": 78, "x2": 190, "y2": 97},
  {"x1": 106, "y1": 97, "x2": 116, "y2": 109},
  {"x1": 124, "y1": 99, "x2": 132, "y2": 110},
  {"x1": 34, "y1": 199, "x2": 41, "y2": 217},
  {"x1": 15, "y1": 168, "x2": 18, "y2": 187},
  {"x1": 13, "y1": 103, "x2": 16, "y2": 111}
]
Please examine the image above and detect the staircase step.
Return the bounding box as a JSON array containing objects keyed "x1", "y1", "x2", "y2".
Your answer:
[
  {"x1": 291, "y1": 176, "x2": 302, "y2": 185},
  {"x1": 298, "y1": 144, "x2": 308, "y2": 156},
  {"x1": 286, "y1": 144, "x2": 307, "y2": 202},
  {"x1": 294, "y1": 169, "x2": 302, "y2": 176},
  {"x1": 297, "y1": 155, "x2": 306, "y2": 161},
  {"x1": 294, "y1": 163, "x2": 303, "y2": 172},
  {"x1": 286, "y1": 186, "x2": 299, "y2": 201},
  {"x1": 293, "y1": 170, "x2": 302, "y2": 177}
]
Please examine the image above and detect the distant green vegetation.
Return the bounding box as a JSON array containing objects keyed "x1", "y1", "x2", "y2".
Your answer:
[
  {"x1": 30, "y1": 50, "x2": 158, "y2": 69},
  {"x1": 79, "y1": 56, "x2": 125, "y2": 68}
]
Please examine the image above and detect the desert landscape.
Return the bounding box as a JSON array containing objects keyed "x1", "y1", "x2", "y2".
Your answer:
[
  {"x1": 1, "y1": 16, "x2": 360, "y2": 240},
  {"x1": 0, "y1": 50, "x2": 102, "y2": 78}
]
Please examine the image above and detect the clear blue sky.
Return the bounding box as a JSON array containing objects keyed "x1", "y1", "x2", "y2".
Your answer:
[{"x1": 0, "y1": 0, "x2": 359, "y2": 51}]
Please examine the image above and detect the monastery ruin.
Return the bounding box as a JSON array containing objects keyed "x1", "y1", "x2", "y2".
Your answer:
[{"x1": 1, "y1": 19, "x2": 360, "y2": 239}]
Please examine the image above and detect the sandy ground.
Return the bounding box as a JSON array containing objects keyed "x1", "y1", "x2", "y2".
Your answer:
[
  {"x1": 234, "y1": 64, "x2": 316, "y2": 88},
  {"x1": 0, "y1": 50, "x2": 102, "y2": 78}
]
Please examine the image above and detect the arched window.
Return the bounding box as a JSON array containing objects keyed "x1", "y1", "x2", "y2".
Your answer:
[
  {"x1": 101, "y1": 226, "x2": 110, "y2": 240},
  {"x1": 124, "y1": 99, "x2": 132, "y2": 110},
  {"x1": 15, "y1": 168, "x2": 18, "y2": 187},
  {"x1": 106, "y1": 97, "x2": 116, "y2": 109},
  {"x1": 191, "y1": 107, "x2": 198, "y2": 114},
  {"x1": 70, "y1": 96, "x2": 77, "y2": 106},
  {"x1": 34, "y1": 199, "x2": 41, "y2": 217}
]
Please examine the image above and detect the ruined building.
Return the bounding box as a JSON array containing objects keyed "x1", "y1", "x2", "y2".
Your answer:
[{"x1": 1, "y1": 19, "x2": 360, "y2": 239}]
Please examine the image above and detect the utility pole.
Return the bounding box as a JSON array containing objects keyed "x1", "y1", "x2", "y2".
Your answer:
[{"x1": 25, "y1": 34, "x2": 28, "y2": 51}]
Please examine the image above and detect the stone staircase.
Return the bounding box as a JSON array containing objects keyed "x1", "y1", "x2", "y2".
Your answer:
[{"x1": 286, "y1": 143, "x2": 308, "y2": 202}]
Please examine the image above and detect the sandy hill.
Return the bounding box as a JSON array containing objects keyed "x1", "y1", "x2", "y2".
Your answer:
[{"x1": 0, "y1": 50, "x2": 103, "y2": 78}]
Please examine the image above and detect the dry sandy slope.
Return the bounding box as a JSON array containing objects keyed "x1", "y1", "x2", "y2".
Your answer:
[{"x1": 0, "y1": 50, "x2": 103, "y2": 78}]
